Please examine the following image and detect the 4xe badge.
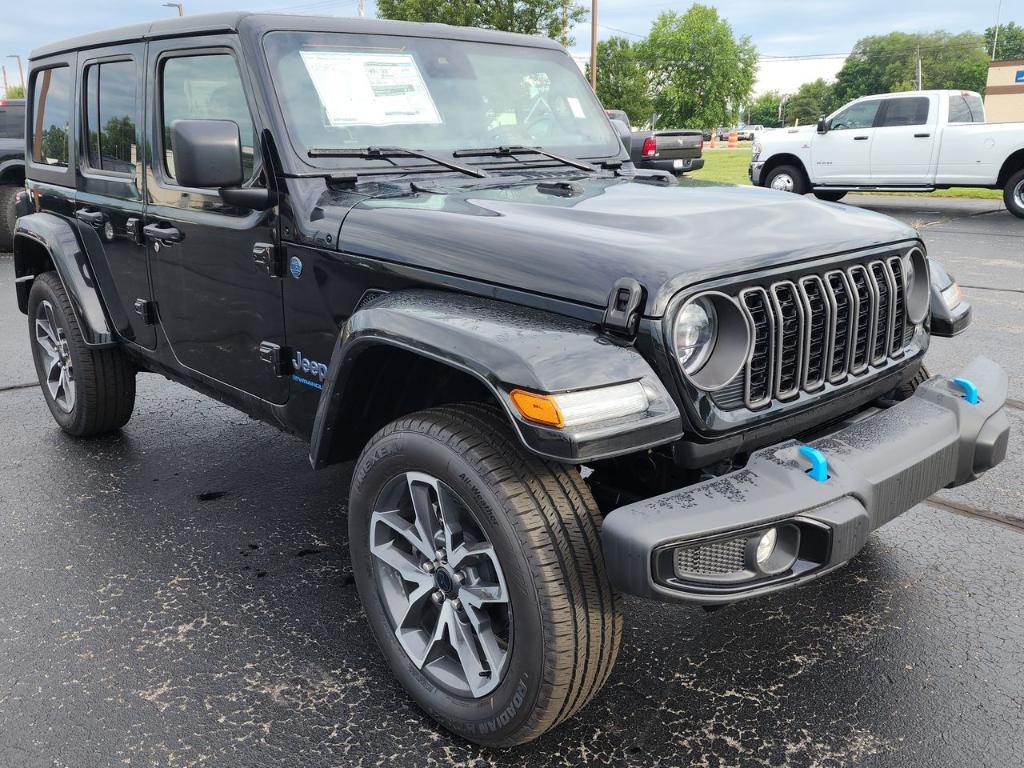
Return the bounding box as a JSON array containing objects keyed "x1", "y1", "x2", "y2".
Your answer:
[{"x1": 291, "y1": 350, "x2": 327, "y2": 390}]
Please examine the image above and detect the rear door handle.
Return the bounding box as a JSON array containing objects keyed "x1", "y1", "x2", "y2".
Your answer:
[
  {"x1": 853, "y1": 135, "x2": 869, "y2": 141},
  {"x1": 75, "y1": 208, "x2": 106, "y2": 226},
  {"x1": 143, "y1": 222, "x2": 184, "y2": 244},
  {"x1": 914, "y1": 133, "x2": 931, "y2": 138}
]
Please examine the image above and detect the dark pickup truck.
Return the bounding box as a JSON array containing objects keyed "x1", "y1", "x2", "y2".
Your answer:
[
  {"x1": 11, "y1": 13, "x2": 1008, "y2": 747},
  {"x1": 606, "y1": 110, "x2": 704, "y2": 175},
  {"x1": 0, "y1": 98, "x2": 25, "y2": 250}
]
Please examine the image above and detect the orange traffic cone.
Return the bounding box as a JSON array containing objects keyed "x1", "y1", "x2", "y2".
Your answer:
[{"x1": 727, "y1": 131, "x2": 737, "y2": 149}]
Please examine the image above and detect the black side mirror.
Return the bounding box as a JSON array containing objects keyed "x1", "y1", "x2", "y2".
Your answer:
[
  {"x1": 171, "y1": 119, "x2": 244, "y2": 189},
  {"x1": 610, "y1": 118, "x2": 632, "y2": 153},
  {"x1": 816, "y1": 116, "x2": 829, "y2": 134}
]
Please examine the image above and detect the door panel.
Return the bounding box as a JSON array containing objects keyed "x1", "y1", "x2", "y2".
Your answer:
[
  {"x1": 144, "y1": 38, "x2": 287, "y2": 404},
  {"x1": 811, "y1": 99, "x2": 881, "y2": 184},
  {"x1": 870, "y1": 96, "x2": 936, "y2": 184},
  {"x1": 75, "y1": 47, "x2": 155, "y2": 349}
]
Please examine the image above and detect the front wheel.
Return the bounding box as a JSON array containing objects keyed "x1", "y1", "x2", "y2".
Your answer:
[
  {"x1": 764, "y1": 164, "x2": 808, "y2": 195},
  {"x1": 1004, "y1": 169, "x2": 1024, "y2": 219},
  {"x1": 348, "y1": 404, "x2": 622, "y2": 746}
]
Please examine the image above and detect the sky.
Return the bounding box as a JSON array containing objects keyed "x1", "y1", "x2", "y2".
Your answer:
[{"x1": 0, "y1": 0, "x2": 1018, "y2": 96}]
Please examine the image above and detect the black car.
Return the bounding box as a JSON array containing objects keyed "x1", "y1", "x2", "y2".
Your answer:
[
  {"x1": 11, "y1": 13, "x2": 1009, "y2": 746},
  {"x1": 0, "y1": 97, "x2": 25, "y2": 249}
]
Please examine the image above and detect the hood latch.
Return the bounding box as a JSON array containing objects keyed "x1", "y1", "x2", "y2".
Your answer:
[{"x1": 603, "y1": 278, "x2": 645, "y2": 339}]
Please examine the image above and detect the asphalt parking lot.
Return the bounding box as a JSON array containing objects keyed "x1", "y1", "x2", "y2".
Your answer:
[{"x1": 0, "y1": 195, "x2": 1021, "y2": 767}]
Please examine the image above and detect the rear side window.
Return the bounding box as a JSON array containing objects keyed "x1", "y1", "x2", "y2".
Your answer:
[
  {"x1": 879, "y1": 97, "x2": 930, "y2": 127},
  {"x1": 31, "y1": 66, "x2": 73, "y2": 167},
  {"x1": 84, "y1": 60, "x2": 138, "y2": 174},
  {"x1": 160, "y1": 53, "x2": 255, "y2": 182},
  {"x1": 0, "y1": 101, "x2": 24, "y2": 139},
  {"x1": 948, "y1": 93, "x2": 985, "y2": 123}
]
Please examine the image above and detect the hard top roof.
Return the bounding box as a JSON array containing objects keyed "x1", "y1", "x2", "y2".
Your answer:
[{"x1": 30, "y1": 12, "x2": 563, "y2": 60}]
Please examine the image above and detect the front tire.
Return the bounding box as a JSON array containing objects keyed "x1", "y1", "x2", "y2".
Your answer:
[
  {"x1": 764, "y1": 164, "x2": 808, "y2": 195},
  {"x1": 1004, "y1": 169, "x2": 1024, "y2": 219},
  {"x1": 0, "y1": 185, "x2": 18, "y2": 251},
  {"x1": 349, "y1": 404, "x2": 622, "y2": 746},
  {"x1": 27, "y1": 272, "x2": 136, "y2": 436}
]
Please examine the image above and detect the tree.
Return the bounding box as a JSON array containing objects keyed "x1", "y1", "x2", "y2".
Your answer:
[
  {"x1": 4, "y1": 84, "x2": 25, "y2": 99},
  {"x1": 834, "y1": 31, "x2": 988, "y2": 103},
  {"x1": 746, "y1": 91, "x2": 782, "y2": 127},
  {"x1": 785, "y1": 78, "x2": 838, "y2": 126},
  {"x1": 986, "y1": 22, "x2": 1024, "y2": 61},
  {"x1": 640, "y1": 5, "x2": 757, "y2": 129},
  {"x1": 376, "y1": 0, "x2": 587, "y2": 46},
  {"x1": 589, "y1": 37, "x2": 654, "y2": 127}
]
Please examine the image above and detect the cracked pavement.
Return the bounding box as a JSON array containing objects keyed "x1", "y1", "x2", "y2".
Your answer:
[{"x1": 0, "y1": 196, "x2": 1021, "y2": 767}]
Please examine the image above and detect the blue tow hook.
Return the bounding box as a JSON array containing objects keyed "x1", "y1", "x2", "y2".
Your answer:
[
  {"x1": 798, "y1": 445, "x2": 829, "y2": 483},
  {"x1": 952, "y1": 377, "x2": 979, "y2": 405}
]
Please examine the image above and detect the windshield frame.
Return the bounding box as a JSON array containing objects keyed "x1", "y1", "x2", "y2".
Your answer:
[{"x1": 259, "y1": 29, "x2": 623, "y2": 175}]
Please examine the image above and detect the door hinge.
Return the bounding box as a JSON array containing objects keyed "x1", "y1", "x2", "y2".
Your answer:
[
  {"x1": 253, "y1": 243, "x2": 285, "y2": 278},
  {"x1": 603, "y1": 278, "x2": 645, "y2": 338},
  {"x1": 259, "y1": 341, "x2": 293, "y2": 377},
  {"x1": 133, "y1": 299, "x2": 158, "y2": 326},
  {"x1": 126, "y1": 217, "x2": 144, "y2": 245}
]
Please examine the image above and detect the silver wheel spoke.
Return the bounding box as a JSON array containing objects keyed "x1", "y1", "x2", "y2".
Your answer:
[
  {"x1": 463, "y1": 604, "x2": 506, "y2": 681},
  {"x1": 372, "y1": 508, "x2": 435, "y2": 562},
  {"x1": 407, "y1": 473, "x2": 444, "y2": 557},
  {"x1": 34, "y1": 300, "x2": 76, "y2": 413},
  {"x1": 447, "y1": 608, "x2": 490, "y2": 696},
  {"x1": 370, "y1": 534, "x2": 433, "y2": 587}
]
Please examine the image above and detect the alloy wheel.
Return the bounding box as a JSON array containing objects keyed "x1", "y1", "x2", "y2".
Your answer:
[
  {"x1": 369, "y1": 471, "x2": 511, "y2": 698},
  {"x1": 35, "y1": 300, "x2": 76, "y2": 413}
]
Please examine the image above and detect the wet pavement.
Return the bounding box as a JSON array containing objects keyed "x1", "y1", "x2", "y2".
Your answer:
[{"x1": 0, "y1": 198, "x2": 1021, "y2": 767}]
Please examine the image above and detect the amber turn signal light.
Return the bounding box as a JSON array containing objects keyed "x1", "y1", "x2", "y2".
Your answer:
[{"x1": 510, "y1": 389, "x2": 564, "y2": 428}]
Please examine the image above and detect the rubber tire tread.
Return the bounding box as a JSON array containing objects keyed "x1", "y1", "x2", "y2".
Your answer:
[
  {"x1": 29, "y1": 272, "x2": 136, "y2": 436},
  {"x1": 356, "y1": 403, "x2": 622, "y2": 745}
]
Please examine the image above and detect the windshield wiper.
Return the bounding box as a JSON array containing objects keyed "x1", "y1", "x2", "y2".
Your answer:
[
  {"x1": 308, "y1": 146, "x2": 489, "y2": 178},
  {"x1": 452, "y1": 145, "x2": 597, "y2": 173}
]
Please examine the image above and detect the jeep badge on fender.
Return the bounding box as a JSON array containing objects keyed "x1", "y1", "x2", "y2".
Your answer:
[{"x1": 11, "y1": 13, "x2": 1010, "y2": 747}]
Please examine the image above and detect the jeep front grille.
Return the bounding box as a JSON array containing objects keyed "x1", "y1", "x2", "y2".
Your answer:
[{"x1": 735, "y1": 257, "x2": 911, "y2": 410}]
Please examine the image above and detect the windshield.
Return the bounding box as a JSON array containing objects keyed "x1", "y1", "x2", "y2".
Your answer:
[{"x1": 263, "y1": 31, "x2": 619, "y2": 170}]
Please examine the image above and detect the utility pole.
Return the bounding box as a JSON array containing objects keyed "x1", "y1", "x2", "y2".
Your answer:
[
  {"x1": 358, "y1": 0, "x2": 365, "y2": 16},
  {"x1": 1, "y1": 66, "x2": 8, "y2": 99},
  {"x1": 6, "y1": 56, "x2": 24, "y2": 91},
  {"x1": 590, "y1": 0, "x2": 597, "y2": 90},
  {"x1": 991, "y1": 0, "x2": 1003, "y2": 60},
  {"x1": 916, "y1": 46, "x2": 922, "y2": 90},
  {"x1": 162, "y1": 2, "x2": 184, "y2": 16}
]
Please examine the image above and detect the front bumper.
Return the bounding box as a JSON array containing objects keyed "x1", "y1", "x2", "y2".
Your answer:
[
  {"x1": 749, "y1": 161, "x2": 765, "y2": 185},
  {"x1": 602, "y1": 357, "x2": 1010, "y2": 605}
]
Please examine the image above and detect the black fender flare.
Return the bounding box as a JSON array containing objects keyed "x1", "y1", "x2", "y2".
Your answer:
[
  {"x1": 309, "y1": 290, "x2": 682, "y2": 468},
  {"x1": 13, "y1": 212, "x2": 117, "y2": 347},
  {"x1": 0, "y1": 158, "x2": 24, "y2": 183}
]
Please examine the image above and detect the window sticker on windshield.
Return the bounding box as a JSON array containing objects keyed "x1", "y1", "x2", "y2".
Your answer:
[
  {"x1": 299, "y1": 50, "x2": 442, "y2": 127},
  {"x1": 566, "y1": 96, "x2": 585, "y2": 119}
]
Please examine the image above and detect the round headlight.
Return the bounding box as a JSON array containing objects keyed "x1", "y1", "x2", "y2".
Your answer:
[
  {"x1": 674, "y1": 298, "x2": 717, "y2": 374},
  {"x1": 903, "y1": 247, "x2": 930, "y2": 324}
]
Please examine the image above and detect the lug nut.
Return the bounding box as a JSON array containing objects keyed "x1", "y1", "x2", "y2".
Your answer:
[
  {"x1": 453, "y1": 571, "x2": 465, "y2": 585},
  {"x1": 451, "y1": 598, "x2": 462, "y2": 611},
  {"x1": 422, "y1": 561, "x2": 435, "y2": 573},
  {"x1": 435, "y1": 549, "x2": 447, "y2": 563},
  {"x1": 431, "y1": 590, "x2": 445, "y2": 605}
]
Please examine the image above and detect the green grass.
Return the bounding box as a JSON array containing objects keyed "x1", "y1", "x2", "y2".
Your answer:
[{"x1": 682, "y1": 148, "x2": 1003, "y2": 200}]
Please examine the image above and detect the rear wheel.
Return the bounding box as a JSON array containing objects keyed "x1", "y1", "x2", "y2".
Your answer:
[
  {"x1": 1003, "y1": 169, "x2": 1024, "y2": 219},
  {"x1": 27, "y1": 272, "x2": 136, "y2": 436},
  {"x1": 813, "y1": 190, "x2": 847, "y2": 202},
  {"x1": 349, "y1": 404, "x2": 622, "y2": 746},
  {"x1": 765, "y1": 164, "x2": 807, "y2": 195},
  {"x1": 0, "y1": 185, "x2": 18, "y2": 251}
]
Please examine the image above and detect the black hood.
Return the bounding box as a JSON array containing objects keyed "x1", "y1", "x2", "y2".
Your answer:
[{"x1": 335, "y1": 176, "x2": 919, "y2": 317}]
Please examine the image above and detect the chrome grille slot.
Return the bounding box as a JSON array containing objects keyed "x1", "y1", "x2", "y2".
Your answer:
[
  {"x1": 824, "y1": 270, "x2": 852, "y2": 382},
  {"x1": 847, "y1": 265, "x2": 876, "y2": 374},
  {"x1": 770, "y1": 282, "x2": 804, "y2": 400},
  {"x1": 740, "y1": 288, "x2": 774, "y2": 409},
  {"x1": 731, "y1": 251, "x2": 914, "y2": 411},
  {"x1": 868, "y1": 261, "x2": 895, "y2": 365},
  {"x1": 798, "y1": 276, "x2": 831, "y2": 391}
]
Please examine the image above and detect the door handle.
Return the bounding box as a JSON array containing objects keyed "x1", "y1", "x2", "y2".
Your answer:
[
  {"x1": 914, "y1": 133, "x2": 931, "y2": 138},
  {"x1": 75, "y1": 208, "x2": 106, "y2": 226},
  {"x1": 143, "y1": 222, "x2": 184, "y2": 244},
  {"x1": 853, "y1": 135, "x2": 869, "y2": 141}
]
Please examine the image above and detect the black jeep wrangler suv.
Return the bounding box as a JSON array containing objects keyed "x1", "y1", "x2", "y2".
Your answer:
[{"x1": 12, "y1": 13, "x2": 1008, "y2": 746}]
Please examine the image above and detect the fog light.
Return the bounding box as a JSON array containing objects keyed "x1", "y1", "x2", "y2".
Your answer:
[{"x1": 755, "y1": 528, "x2": 777, "y2": 565}]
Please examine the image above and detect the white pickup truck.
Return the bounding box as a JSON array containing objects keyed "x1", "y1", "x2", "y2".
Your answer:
[{"x1": 749, "y1": 90, "x2": 1024, "y2": 218}]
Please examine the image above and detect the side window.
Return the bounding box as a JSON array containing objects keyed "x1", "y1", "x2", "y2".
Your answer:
[
  {"x1": 830, "y1": 100, "x2": 880, "y2": 131},
  {"x1": 160, "y1": 53, "x2": 256, "y2": 183},
  {"x1": 84, "y1": 60, "x2": 137, "y2": 174},
  {"x1": 0, "y1": 102, "x2": 25, "y2": 140},
  {"x1": 948, "y1": 94, "x2": 985, "y2": 124},
  {"x1": 879, "y1": 97, "x2": 930, "y2": 128},
  {"x1": 30, "y1": 66, "x2": 73, "y2": 167}
]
